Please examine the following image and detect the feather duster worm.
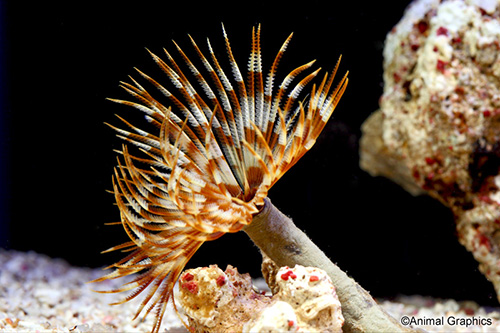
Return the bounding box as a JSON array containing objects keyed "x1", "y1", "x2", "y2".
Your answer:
[{"x1": 93, "y1": 25, "x2": 348, "y2": 332}]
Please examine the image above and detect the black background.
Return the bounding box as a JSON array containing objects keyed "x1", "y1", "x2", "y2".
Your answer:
[{"x1": 2, "y1": 1, "x2": 498, "y2": 306}]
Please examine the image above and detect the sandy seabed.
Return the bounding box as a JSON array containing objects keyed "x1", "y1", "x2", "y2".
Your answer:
[{"x1": 1, "y1": 250, "x2": 500, "y2": 332}]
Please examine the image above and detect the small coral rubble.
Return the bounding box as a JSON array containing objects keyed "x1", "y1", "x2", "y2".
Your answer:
[
  {"x1": 178, "y1": 265, "x2": 271, "y2": 332},
  {"x1": 177, "y1": 264, "x2": 343, "y2": 332},
  {"x1": 258, "y1": 265, "x2": 344, "y2": 332},
  {"x1": 360, "y1": 0, "x2": 500, "y2": 301}
]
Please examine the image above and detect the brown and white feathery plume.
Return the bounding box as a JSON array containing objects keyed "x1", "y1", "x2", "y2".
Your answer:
[{"x1": 93, "y1": 24, "x2": 348, "y2": 332}]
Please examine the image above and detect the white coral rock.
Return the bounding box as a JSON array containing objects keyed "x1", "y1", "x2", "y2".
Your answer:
[
  {"x1": 243, "y1": 301, "x2": 299, "y2": 332},
  {"x1": 360, "y1": 0, "x2": 500, "y2": 302},
  {"x1": 177, "y1": 265, "x2": 235, "y2": 328},
  {"x1": 273, "y1": 265, "x2": 343, "y2": 330},
  {"x1": 178, "y1": 264, "x2": 343, "y2": 333},
  {"x1": 178, "y1": 265, "x2": 271, "y2": 332}
]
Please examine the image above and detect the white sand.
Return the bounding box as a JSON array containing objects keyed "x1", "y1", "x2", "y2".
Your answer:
[
  {"x1": 1, "y1": 250, "x2": 500, "y2": 332},
  {"x1": 0, "y1": 250, "x2": 185, "y2": 332}
]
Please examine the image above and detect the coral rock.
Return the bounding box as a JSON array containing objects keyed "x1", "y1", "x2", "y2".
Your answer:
[
  {"x1": 245, "y1": 265, "x2": 344, "y2": 332},
  {"x1": 244, "y1": 301, "x2": 300, "y2": 332},
  {"x1": 178, "y1": 265, "x2": 271, "y2": 332},
  {"x1": 178, "y1": 265, "x2": 343, "y2": 333},
  {"x1": 360, "y1": 0, "x2": 500, "y2": 300}
]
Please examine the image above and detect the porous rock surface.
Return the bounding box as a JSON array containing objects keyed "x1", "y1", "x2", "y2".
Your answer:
[
  {"x1": 360, "y1": 0, "x2": 500, "y2": 300},
  {"x1": 177, "y1": 264, "x2": 343, "y2": 332}
]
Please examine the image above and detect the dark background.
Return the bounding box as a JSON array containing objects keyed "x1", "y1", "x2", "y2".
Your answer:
[{"x1": 2, "y1": 1, "x2": 498, "y2": 306}]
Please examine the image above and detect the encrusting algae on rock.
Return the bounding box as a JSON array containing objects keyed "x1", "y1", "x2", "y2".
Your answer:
[
  {"x1": 247, "y1": 265, "x2": 344, "y2": 333},
  {"x1": 178, "y1": 265, "x2": 271, "y2": 331},
  {"x1": 177, "y1": 264, "x2": 343, "y2": 332},
  {"x1": 360, "y1": 0, "x2": 500, "y2": 302}
]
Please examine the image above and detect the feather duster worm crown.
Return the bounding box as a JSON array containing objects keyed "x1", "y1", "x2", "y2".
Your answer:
[{"x1": 94, "y1": 24, "x2": 348, "y2": 332}]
